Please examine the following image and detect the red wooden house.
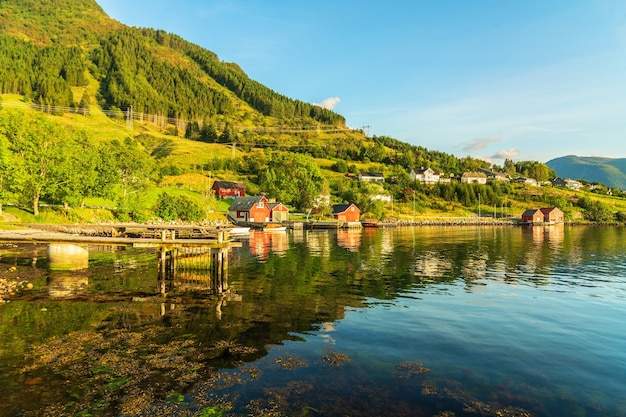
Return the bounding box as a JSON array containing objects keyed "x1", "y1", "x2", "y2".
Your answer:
[
  {"x1": 268, "y1": 202, "x2": 289, "y2": 222},
  {"x1": 521, "y1": 207, "x2": 564, "y2": 224},
  {"x1": 521, "y1": 209, "x2": 544, "y2": 223},
  {"x1": 212, "y1": 180, "x2": 246, "y2": 198},
  {"x1": 228, "y1": 196, "x2": 270, "y2": 223},
  {"x1": 540, "y1": 207, "x2": 564, "y2": 223},
  {"x1": 332, "y1": 203, "x2": 361, "y2": 222}
]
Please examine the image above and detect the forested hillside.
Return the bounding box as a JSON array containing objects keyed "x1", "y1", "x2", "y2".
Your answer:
[
  {"x1": 1, "y1": 0, "x2": 625, "y2": 225},
  {"x1": 0, "y1": 0, "x2": 344, "y2": 128},
  {"x1": 547, "y1": 156, "x2": 626, "y2": 190}
]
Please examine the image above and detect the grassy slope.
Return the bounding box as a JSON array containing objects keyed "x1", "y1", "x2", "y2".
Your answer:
[{"x1": 3, "y1": 92, "x2": 626, "y2": 223}]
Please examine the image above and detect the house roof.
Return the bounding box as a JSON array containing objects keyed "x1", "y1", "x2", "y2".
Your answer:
[
  {"x1": 213, "y1": 180, "x2": 245, "y2": 189},
  {"x1": 522, "y1": 209, "x2": 542, "y2": 217},
  {"x1": 268, "y1": 202, "x2": 288, "y2": 211},
  {"x1": 359, "y1": 171, "x2": 384, "y2": 178},
  {"x1": 540, "y1": 207, "x2": 561, "y2": 215},
  {"x1": 462, "y1": 172, "x2": 487, "y2": 178},
  {"x1": 228, "y1": 195, "x2": 266, "y2": 211},
  {"x1": 332, "y1": 203, "x2": 358, "y2": 214},
  {"x1": 412, "y1": 167, "x2": 441, "y2": 175}
]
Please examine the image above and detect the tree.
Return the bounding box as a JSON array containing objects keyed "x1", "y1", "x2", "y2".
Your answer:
[
  {"x1": 0, "y1": 134, "x2": 21, "y2": 217},
  {"x1": 0, "y1": 110, "x2": 70, "y2": 215},
  {"x1": 104, "y1": 137, "x2": 155, "y2": 220},
  {"x1": 260, "y1": 152, "x2": 325, "y2": 211}
]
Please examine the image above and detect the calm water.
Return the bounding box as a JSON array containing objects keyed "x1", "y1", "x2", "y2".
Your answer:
[{"x1": 1, "y1": 226, "x2": 625, "y2": 417}]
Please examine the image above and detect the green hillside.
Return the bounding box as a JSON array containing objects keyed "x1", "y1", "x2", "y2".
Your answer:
[
  {"x1": 1, "y1": 0, "x2": 626, "y2": 225},
  {"x1": 547, "y1": 155, "x2": 626, "y2": 190}
]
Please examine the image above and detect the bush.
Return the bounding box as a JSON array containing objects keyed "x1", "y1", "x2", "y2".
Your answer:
[{"x1": 154, "y1": 193, "x2": 203, "y2": 222}]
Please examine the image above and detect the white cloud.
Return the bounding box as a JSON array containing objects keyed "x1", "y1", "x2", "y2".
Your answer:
[
  {"x1": 491, "y1": 149, "x2": 521, "y2": 160},
  {"x1": 462, "y1": 136, "x2": 501, "y2": 153},
  {"x1": 314, "y1": 97, "x2": 341, "y2": 110}
]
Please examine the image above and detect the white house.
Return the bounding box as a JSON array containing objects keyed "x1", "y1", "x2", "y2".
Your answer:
[{"x1": 410, "y1": 167, "x2": 442, "y2": 184}]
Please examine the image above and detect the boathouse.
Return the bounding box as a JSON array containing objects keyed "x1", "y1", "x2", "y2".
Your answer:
[
  {"x1": 332, "y1": 203, "x2": 361, "y2": 222},
  {"x1": 521, "y1": 207, "x2": 564, "y2": 224},
  {"x1": 268, "y1": 202, "x2": 289, "y2": 222},
  {"x1": 540, "y1": 207, "x2": 564, "y2": 223},
  {"x1": 521, "y1": 209, "x2": 544, "y2": 223},
  {"x1": 228, "y1": 196, "x2": 270, "y2": 223}
]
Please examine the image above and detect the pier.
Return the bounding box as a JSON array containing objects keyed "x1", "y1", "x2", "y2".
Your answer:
[{"x1": 0, "y1": 225, "x2": 241, "y2": 299}]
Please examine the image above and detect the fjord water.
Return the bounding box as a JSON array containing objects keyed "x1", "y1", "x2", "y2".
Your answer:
[{"x1": 1, "y1": 226, "x2": 625, "y2": 416}]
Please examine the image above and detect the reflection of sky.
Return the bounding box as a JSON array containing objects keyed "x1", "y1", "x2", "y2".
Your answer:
[{"x1": 330, "y1": 278, "x2": 626, "y2": 415}]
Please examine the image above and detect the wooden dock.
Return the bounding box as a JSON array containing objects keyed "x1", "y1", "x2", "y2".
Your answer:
[{"x1": 0, "y1": 224, "x2": 238, "y2": 248}]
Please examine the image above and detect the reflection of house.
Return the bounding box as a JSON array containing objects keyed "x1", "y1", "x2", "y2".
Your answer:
[
  {"x1": 460, "y1": 172, "x2": 487, "y2": 184},
  {"x1": 268, "y1": 202, "x2": 289, "y2": 222},
  {"x1": 521, "y1": 207, "x2": 564, "y2": 224},
  {"x1": 228, "y1": 196, "x2": 270, "y2": 222},
  {"x1": 358, "y1": 171, "x2": 385, "y2": 182},
  {"x1": 212, "y1": 180, "x2": 246, "y2": 198},
  {"x1": 410, "y1": 167, "x2": 441, "y2": 184},
  {"x1": 332, "y1": 203, "x2": 361, "y2": 222},
  {"x1": 336, "y1": 229, "x2": 361, "y2": 252}
]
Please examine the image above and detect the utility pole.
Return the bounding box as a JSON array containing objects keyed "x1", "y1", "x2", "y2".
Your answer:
[
  {"x1": 413, "y1": 190, "x2": 416, "y2": 223},
  {"x1": 126, "y1": 106, "x2": 133, "y2": 130},
  {"x1": 478, "y1": 193, "x2": 481, "y2": 218},
  {"x1": 361, "y1": 125, "x2": 371, "y2": 137}
]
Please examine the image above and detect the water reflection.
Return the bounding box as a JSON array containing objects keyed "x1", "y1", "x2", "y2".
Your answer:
[{"x1": 1, "y1": 226, "x2": 625, "y2": 417}]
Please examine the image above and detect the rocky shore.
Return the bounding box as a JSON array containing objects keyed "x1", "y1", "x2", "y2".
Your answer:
[{"x1": 0, "y1": 267, "x2": 33, "y2": 304}]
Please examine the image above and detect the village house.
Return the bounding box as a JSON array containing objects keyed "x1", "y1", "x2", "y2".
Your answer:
[
  {"x1": 410, "y1": 167, "x2": 442, "y2": 184},
  {"x1": 460, "y1": 172, "x2": 488, "y2": 184},
  {"x1": 371, "y1": 194, "x2": 392, "y2": 203},
  {"x1": 228, "y1": 195, "x2": 270, "y2": 223},
  {"x1": 513, "y1": 177, "x2": 539, "y2": 187},
  {"x1": 478, "y1": 168, "x2": 509, "y2": 182},
  {"x1": 332, "y1": 203, "x2": 361, "y2": 223},
  {"x1": 212, "y1": 180, "x2": 246, "y2": 198},
  {"x1": 358, "y1": 171, "x2": 385, "y2": 182},
  {"x1": 551, "y1": 178, "x2": 583, "y2": 191}
]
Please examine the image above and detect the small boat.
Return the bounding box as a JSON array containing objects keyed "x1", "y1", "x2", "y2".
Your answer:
[
  {"x1": 263, "y1": 224, "x2": 287, "y2": 232},
  {"x1": 228, "y1": 227, "x2": 251, "y2": 235}
]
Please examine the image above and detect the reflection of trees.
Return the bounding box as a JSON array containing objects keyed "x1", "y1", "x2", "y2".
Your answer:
[{"x1": 2, "y1": 226, "x2": 625, "y2": 415}]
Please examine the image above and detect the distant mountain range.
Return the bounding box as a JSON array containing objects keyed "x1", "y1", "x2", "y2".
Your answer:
[{"x1": 546, "y1": 156, "x2": 626, "y2": 190}]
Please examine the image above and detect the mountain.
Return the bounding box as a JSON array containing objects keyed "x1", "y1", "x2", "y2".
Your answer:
[
  {"x1": 546, "y1": 155, "x2": 626, "y2": 190},
  {"x1": 0, "y1": 0, "x2": 345, "y2": 129}
]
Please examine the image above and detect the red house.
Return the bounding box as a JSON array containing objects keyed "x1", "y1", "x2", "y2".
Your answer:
[
  {"x1": 332, "y1": 203, "x2": 361, "y2": 222},
  {"x1": 521, "y1": 209, "x2": 544, "y2": 223},
  {"x1": 268, "y1": 202, "x2": 289, "y2": 222},
  {"x1": 521, "y1": 207, "x2": 564, "y2": 224},
  {"x1": 228, "y1": 196, "x2": 270, "y2": 223},
  {"x1": 212, "y1": 180, "x2": 246, "y2": 198},
  {"x1": 540, "y1": 207, "x2": 564, "y2": 223}
]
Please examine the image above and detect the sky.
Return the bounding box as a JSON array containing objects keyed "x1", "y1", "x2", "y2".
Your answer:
[{"x1": 96, "y1": 0, "x2": 626, "y2": 165}]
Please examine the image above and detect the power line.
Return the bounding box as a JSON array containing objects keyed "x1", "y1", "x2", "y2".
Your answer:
[{"x1": 1, "y1": 101, "x2": 357, "y2": 135}]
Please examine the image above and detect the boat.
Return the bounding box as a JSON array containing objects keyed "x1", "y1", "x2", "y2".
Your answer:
[
  {"x1": 228, "y1": 227, "x2": 251, "y2": 235},
  {"x1": 263, "y1": 224, "x2": 287, "y2": 232}
]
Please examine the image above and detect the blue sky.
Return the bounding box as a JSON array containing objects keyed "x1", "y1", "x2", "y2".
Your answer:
[{"x1": 96, "y1": 0, "x2": 626, "y2": 164}]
